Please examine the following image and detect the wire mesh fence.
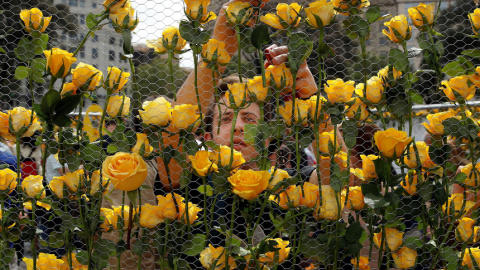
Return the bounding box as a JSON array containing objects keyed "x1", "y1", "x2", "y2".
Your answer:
[{"x1": 1, "y1": 0, "x2": 480, "y2": 269}]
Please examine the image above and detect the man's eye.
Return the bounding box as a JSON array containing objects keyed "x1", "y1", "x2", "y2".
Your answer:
[{"x1": 246, "y1": 117, "x2": 257, "y2": 123}]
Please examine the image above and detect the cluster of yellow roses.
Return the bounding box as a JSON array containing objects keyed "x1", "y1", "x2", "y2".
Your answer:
[
  {"x1": 441, "y1": 69, "x2": 480, "y2": 102},
  {"x1": 103, "y1": 0, "x2": 139, "y2": 33},
  {"x1": 0, "y1": 107, "x2": 41, "y2": 141},
  {"x1": 23, "y1": 252, "x2": 87, "y2": 270}
]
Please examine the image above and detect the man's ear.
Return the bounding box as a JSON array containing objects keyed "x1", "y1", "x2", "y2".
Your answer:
[{"x1": 204, "y1": 132, "x2": 212, "y2": 141}]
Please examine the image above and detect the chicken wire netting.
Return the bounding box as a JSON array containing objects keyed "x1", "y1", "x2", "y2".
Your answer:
[{"x1": 1, "y1": 0, "x2": 480, "y2": 269}]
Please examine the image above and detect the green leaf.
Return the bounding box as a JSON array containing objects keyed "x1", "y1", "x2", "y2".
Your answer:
[
  {"x1": 287, "y1": 32, "x2": 313, "y2": 73},
  {"x1": 93, "y1": 239, "x2": 116, "y2": 260},
  {"x1": 48, "y1": 231, "x2": 64, "y2": 248},
  {"x1": 33, "y1": 34, "x2": 49, "y2": 55},
  {"x1": 389, "y1": 48, "x2": 409, "y2": 71},
  {"x1": 86, "y1": 13, "x2": 98, "y2": 30},
  {"x1": 127, "y1": 190, "x2": 138, "y2": 206},
  {"x1": 14, "y1": 66, "x2": 29, "y2": 80},
  {"x1": 0, "y1": 47, "x2": 5, "y2": 53},
  {"x1": 408, "y1": 90, "x2": 424, "y2": 104},
  {"x1": 52, "y1": 114, "x2": 72, "y2": 127},
  {"x1": 345, "y1": 221, "x2": 364, "y2": 243},
  {"x1": 404, "y1": 236, "x2": 423, "y2": 250},
  {"x1": 182, "y1": 234, "x2": 206, "y2": 256},
  {"x1": 442, "y1": 60, "x2": 467, "y2": 77},
  {"x1": 366, "y1": 6, "x2": 381, "y2": 23},
  {"x1": 251, "y1": 25, "x2": 271, "y2": 50},
  {"x1": 14, "y1": 36, "x2": 35, "y2": 61},
  {"x1": 361, "y1": 183, "x2": 389, "y2": 209},
  {"x1": 244, "y1": 123, "x2": 257, "y2": 145},
  {"x1": 41, "y1": 90, "x2": 61, "y2": 118},
  {"x1": 440, "y1": 246, "x2": 458, "y2": 270},
  {"x1": 55, "y1": 94, "x2": 82, "y2": 115},
  {"x1": 342, "y1": 120, "x2": 358, "y2": 149},
  {"x1": 462, "y1": 49, "x2": 480, "y2": 58},
  {"x1": 198, "y1": 185, "x2": 214, "y2": 196},
  {"x1": 122, "y1": 30, "x2": 133, "y2": 54}
]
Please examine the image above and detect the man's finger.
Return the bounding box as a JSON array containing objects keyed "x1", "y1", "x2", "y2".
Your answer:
[{"x1": 271, "y1": 54, "x2": 288, "y2": 65}]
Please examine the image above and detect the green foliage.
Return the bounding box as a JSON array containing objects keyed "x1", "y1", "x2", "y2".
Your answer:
[{"x1": 347, "y1": 52, "x2": 388, "y2": 81}]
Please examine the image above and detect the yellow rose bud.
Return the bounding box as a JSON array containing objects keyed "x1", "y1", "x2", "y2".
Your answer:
[
  {"x1": 247, "y1": 76, "x2": 269, "y2": 102},
  {"x1": 441, "y1": 75, "x2": 476, "y2": 101},
  {"x1": 22, "y1": 175, "x2": 45, "y2": 199},
  {"x1": 225, "y1": 82, "x2": 247, "y2": 108},
  {"x1": 271, "y1": 185, "x2": 298, "y2": 209},
  {"x1": 60, "y1": 83, "x2": 78, "y2": 98},
  {"x1": 351, "y1": 256, "x2": 371, "y2": 270},
  {"x1": 315, "y1": 130, "x2": 336, "y2": 154},
  {"x1": 361, "y1": 154, "x2": 379, "y2": 180},
  {"x1": 225, "y1": 1, "x2": 254, "y2": 26},
  {"x1": 105, "y1": 66, "x2": 130, "y2": 93},
  {"x1": 109, "y1": 4, "x2": 139, "y2": 33},
  {"x1": 20, "y1": 8, "x2": 52, "y2": 33},
  {"x1": 111, "y1": 205, "x2": 135, "y2": 230},
  {"x1": 345, "y1": 97, "x2": 369, "y2": 121},
  {"x1": 347, "y1": 186, "x2": 365, "y2": 211},
  {"x1": 408, "y1": 3, "x2": 435, "y2": 30},
  {"x1": 404, "y1": 141, "x2": 436, "y2": 169},
  {"x1": 464, "y1": 248, "x2": 480, "y2": 269},
  {"x1": 305, "y1": 0, "x2": 335, "y2": 28},
  {"x1": 89, "y1": 170, "x2": 112, "y2": 196},
  {"x1": 0, "y1": 112, "x2": 11, "y2": 138},
  {"x1": 139, "y1": 203, "x2": 164, "y2": 228},
  {"x1": 260, "y1": 3, "x2": 302, "y2": 30},
  {"x1": 442, "y1": 193, "x2": 476, "y2": 217},
  {"x1": 157, "y1": 193, "x2": 184, "y2": 220},
  {"x1": 461, "y1": 163, "x2": 480, "y2": 187},
  {"x1": 314, "y1": 185, "x2": 346, "y2": 220},
  {"x1": 355, "y1": 76, "x2": 384, "y2": 104},
  {"x1": 44, "y1": 48, "x2": 77, "y2": 79},
  {"x1": 259, "y1": 238, "x2": 291, "y2": 265},
  {"x1": 139, "y1": 96, "x2": 172, "y2": 126},
  {"x1": 131, "y1": 133, "x2": 153, "y2": 158},
  {"x1": 211, "y1": 145, "x2": 246, "y2": 171},
  {"x1": 169, "y1": 104, "x2": 200, "y2": 132},
  {"x1": 382, "y1": 15, "x2": 412, "y2": 44},
  {"x1": 184, "y1": 0, "x2": 217, "y2": 24},
  {"x1": 189, "y1": 150, "x2": 218, "y2": 177},
  {"x1": 456, "y1": 217, "x2": 480, "y2": 242},
  {"x1": 62, "y1": 169, "x2": 84, "y2": 193},
  {"x1": 333, "y1": 0, "x2": 370, "y2": 16},
  {"x1": 23, "y1": 253, "x2": 67, "y2": 270},
  {"x1": 377, "y1": 66, "x2": 402, "y2": 85},
  {"x1": 102, "y1": 152, "x2": 148, "y2": 191},
  {"x1": 401, "y1": 173, "x2": 419, "y2": 196},
  {"x1": 201, "y1": 38, "x2": 231, "y2": 68},
  {"x1": 49, "y1": 176, "x2": 66, "y2": 199},
  {"x1": 374, "y1": 128, "x2": 412, "y2": 159},
  {"x1": 107, "y1": 95, "x2": 131, "y2": 118},
  {"x1": 324, "y1": 78, "x2": 355, "y2": 103},
  {"x1": 265, "y1": 63, "x2": 294, "y2": 91},
  {"x1": 469, "y1": 8, "x2": 480, "y2": 35},
  {"x1": 200, "y1": 244, "x2": 237, "y2": 270},
  {"x1": 8, "y1": 107, "x2": 41, "y2": 137},
  {"x1": 269, "y1": 167, "x2": 290, "y2": 191},
  {"x1": 373, "y1": 228, "x2": 403, "y2": 252},
  {"x1": 308, "y1": 95, "x2": 327, "y2": 120},
  {"x1": 71, "y1": 63, "x2": 103, "y2": 91},
  {"x1": 299, "y1": 182, "x2": 320, "y2": 208},
  {"x1": 392, "y1": 247, "x2": 417, "y2": 269},
  {"x1": 0, "y1": 169, "x2": 17, "y2": 195},
  {"x1": 279, "y1": 99, "x2": 310, "y2": 127},
  {"x1": 471, "y1": 66, "x2": 480, "y2": 88},
  {"x1": 100, "y1": 208, "x2": 114, "y2": 231},
  {"x1": 103, "y1": 0, "x2": 129, "y2": 14},
  {"x1": 228, "y1": 169, "x2": 270, "y2": 200},
  {"x1": 178, "y1": 201, "x2": 202, "y2": 224},
  {"x1": 146, "y1": 26, "x2": 187, "y2": 55},
  {"x1": 421, "y1": 110, "x2": 456, "y2": 135}
]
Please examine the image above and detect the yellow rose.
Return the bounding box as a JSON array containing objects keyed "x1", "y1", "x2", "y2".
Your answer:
[
  {"x1": 107, "y1": 95, "x2": 131, "y2": 118},
  {"x1": 22, "y1": 175, "x2": 45, "y2": 199},
  {"x1": 422, "y1": 110, "x2": 456, "y2": 135},
  {"x1": 308, "y1": 95, "x2": 327, "y2": 120},
  {"x1": 463, "y1": 248, "x2": 480, "y2": 269},
  {"x1": 0, "y1": 112, "x2": 11, "y2": 138},
  {"x1": 382, "y1": 15, "x2": 412, "y2": 44},
  {"x1": 271, "y1": 185, "x2": 299, "y2": 209},
  {"x1": 189, "y1": 150, "x2": 219, "y2": 177},
  {"x1": 49, "y1": 176, "x2": 66, "y2": 199},
  {"x1": 44, "y1": 48, "x2": 77, "y2": 78},
  {"x1": 299, "y1": 182, "x2": 319, "y2": 208},
  {"x1": 20, "y1": 8, "x2": 52, "y2": 33},
  {"x1": 169, "y1": 104, "x2": 200, "y2": 132},
  {"x1": 109, "y1": 4, "x2": 139, "y2": 33},
  {"x1": 199, "y1": 244, "x2": 237, "y2": 270},
  {"x1": 71, "y1": 63, "x2": 103, "y2": 91},
  {"x1": 201, "y1": 38, "x2": 231, "y2": 68},
  {"x1": 324, "y1": 78, "x2": 355, "y2": 103},
  {"x1": 361, "y1": 154, "x2": 379, "y2": 180},
  {"x1": 8, "y1": 107, "x2": 41, "y2": 137},
  {"x1": 279, "y1": 99, "x2": 310, "y2": 127},
  {"x1": 266, "y1": 63, "x2": 294, "y2": 91},
  {"x1": 401, "y1": 173, "x2": 419, "y2": 196},
  {"x1": 269, "y1": 167, "x2": 290, "y2": 191},
  {"x1": 131, "y1": 133, "x2": 154, "y2": 157},
  {"x1": 373, "y1": 228, "x2": 403, "y2": 252},
  {"x1": 139, "y1": 96, "x2": 172, "y2": 126},
  {"x1": 146, "y1": 26, "x2": 187, "y2": 55},
  {"x1": 469, "y1": 8, "x2": 480, "y2": 35},
  {"x1": 346, "y1": 97, "x2": 369, "y2": 121},
  {"x1": 314, "y1": 185, "x2": 346, "y2": 220},
  {"x1": 211, "y1": 145, "x2": 246, "y2": 170},
  {"x1": 105, "y1": 66, "x2": 130, "y2": 93},
  {"x1": 62, "y1": 169, "x2": 84, "y2": 193},
  {"x1": 457, "y1": 217, "x2": 480, "y2": 242},
  {"x1": 259, "y1": 238, "x2": 291, "y2": 265},
  {"x1": 0, "y1": 169, "x2": 17, "y2": 194},
  {"x1": 225, "y1": 82, "x2": 247, "y2": 108},
  {"x1": 318, "y1": 151, "x2": 349, "y2": 171},
  {"x1": 102, "y1": 152, "x2": 148, "y2": 191},
  {"x1": 111, "y1": 205, "x2": 135, "y2": 230},
  {"x1": 315, "y1": 130, "x2": 336, "y2": 154},
  {"x1": 377, "y1": 66, "x2": 402, "y2": 86},
  {"x1": 157, "y1": 193, "x2": 184, "y2": 220},
  {"x1": 404, "y1": 141, "x2": 436, "y2": 169},
  {"x1": 374, "y1": 128, "x2": 412, "y2": 159},
  {"x1": 441, "y1": 75, "x2": 476, "y2": 101},
  {"x1": 23, "y1": 253, "x2": 67, "y2": 270},
  {"x1": 139, "y1": 203, "x2": 164, "y2": 228},
  {"x1": 333, "y1": 0, "x2": 370, "y2": 16},
  {"x1": 305, "y1": 0, "x2": 335, "y2": 28},
  {"x1": 408, "y1": 3, "x2": 435, "y2": 30},
  {"x1": 60, "y1": 83, "x2": 78, "y2": 98},
  {"x1": 184, "y1": 0, "x2": 217, "y2": 24},
  {"x1": 471, "y1": 66, "x2": 480, "y2": 88},
  {"x1": 228, "y1": 169, "x2": 270, "y2": 200},
  {"x1": 103, "y1": 0, "x2": 129, "y2": 14},
  {"x1": 24, "y1": 201, "x2": 51, "y2": 211},
  {"x1": 260, "y1": 3, "x2": 302, "y2": 30},
  {"x1": 392, "y1": 247, "x2": 417, "y2": 269},
  {"x1": 225, "y1": 1, "x2": 254, "y2": 26},
  {"x1": 461, "y1": 163, "x2": 480, "y2": 187},
  {"x1": 89, "y1": 170, "x2": 112, "y2": 196},
  {"x1": 247, "y1": 76, "x2": 269, "y2": 102},
  {"x1": 347, "y1": 186, "x2": 365, "y2": 211},
  {"x1": 178, "y1": 201, "x2": 202, "y2": 224},
  {"x1": 61, "y1": 253, "x2": 87, "y2": 270},
  {"x1": 100, "y1": 208, "x2": 114, "y2": 232},
  {"x1": 351, "y1": 256, "x2": 371, "y2": 270},
  {"x1": 355, "y1": 76, "x2": 384, "y2": 104},
  {"x1": 443, "y1": 193, "x2": 476, "y2": 218}
]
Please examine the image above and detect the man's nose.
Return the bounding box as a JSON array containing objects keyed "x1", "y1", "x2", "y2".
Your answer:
[{"x1": 234, "y1": 118, "x2": 244, "y2": 133}]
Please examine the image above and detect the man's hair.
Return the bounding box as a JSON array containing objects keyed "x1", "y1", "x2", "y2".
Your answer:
[{"x1": 204, "y1": 75, "x2": 275, "y2": 134}]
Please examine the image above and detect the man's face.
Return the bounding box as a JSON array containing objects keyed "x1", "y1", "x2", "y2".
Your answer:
[{"x1": 204, "y1": 101, "x2": 261, "y2": 163}]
